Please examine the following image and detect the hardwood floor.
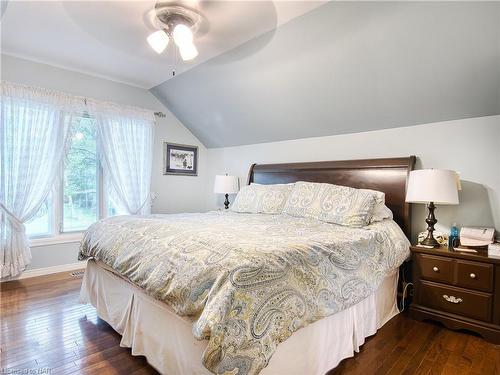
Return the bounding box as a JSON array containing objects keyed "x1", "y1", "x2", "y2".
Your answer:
[{"x1": 1, "y1": 271, "x2": 499, "y2": 375}]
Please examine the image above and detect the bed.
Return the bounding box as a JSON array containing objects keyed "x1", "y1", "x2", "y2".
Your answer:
[{"x1": 79, "y1": 156, "x2": 416, "y2": 375}]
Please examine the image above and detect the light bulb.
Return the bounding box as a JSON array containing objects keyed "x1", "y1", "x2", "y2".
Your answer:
[
  {"x1": 173, "y1": 24, "x2": 193, "y2": 47},
  {"x1": 179, "y1": 42, "x2": 198, "y2": 61},
  {"x1": 147, "y1": 30, "x2": 169, "y2": 54}
]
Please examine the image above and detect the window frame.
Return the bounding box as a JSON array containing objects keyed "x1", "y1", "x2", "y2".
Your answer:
[{"x1": 28, "y1": 114, "x2": 112, "y2": 246}]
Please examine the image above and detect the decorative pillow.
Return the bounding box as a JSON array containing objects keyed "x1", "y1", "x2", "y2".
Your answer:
[
  {"x1": 370, "y1": 202, "x2": 393, "y2": 223},
  {"x1": 283, "y1": 181, "x2": 384, "y2": 227},
  {"x1": 230, "y1": 183, "x2": 294, "y2": 214}
]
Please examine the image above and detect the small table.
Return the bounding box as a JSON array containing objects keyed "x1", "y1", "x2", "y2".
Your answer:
[{"x1": 409, "y1": 245, "x2": 500, "y2": 344}]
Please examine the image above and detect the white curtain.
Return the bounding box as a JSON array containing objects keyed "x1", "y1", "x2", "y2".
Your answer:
[
  {"x1": 92, "y1": 102, "x2": 155, "y2": 215},
  {"x1": 0, "y1": 81, "x2": 76, "y2": 278}
]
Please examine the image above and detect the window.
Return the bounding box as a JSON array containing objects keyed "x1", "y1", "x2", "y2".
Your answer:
[
  {"x1": 26, "y1": 115, "x2": 116, "y2": 240},
  {"x1": 25, "y1": 196, "x2": 52, "y2": 238},
  {"x1": 62, "y1": 117, "x2": 98, "y2": 232}
]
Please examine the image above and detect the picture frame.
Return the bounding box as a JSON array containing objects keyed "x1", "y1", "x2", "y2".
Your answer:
[{"x1": 163, "y1": 142, "x2": 198, "y2": 176}]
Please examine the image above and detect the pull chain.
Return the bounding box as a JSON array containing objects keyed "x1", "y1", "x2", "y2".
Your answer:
[{"x1": 172, "y1": 34, "x2": 177, "y2": 77}]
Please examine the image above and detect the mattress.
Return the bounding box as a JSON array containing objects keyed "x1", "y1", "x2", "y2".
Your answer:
[{"x1": 81, "y1": 259, "x2": 400, "y2": 375}]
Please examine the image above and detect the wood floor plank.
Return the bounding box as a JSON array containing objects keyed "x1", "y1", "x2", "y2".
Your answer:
[
  {"x1": 421, "y1": 329, "x2": 452, "y2": 375},
  {"x1": 2, "y1": 271, "x2": 499, "y2": 375},
  {"x1": 372, "y1": 325, "x2": 423, "y2": 374},
  {"x1": 396, "y1": 325, "x2": 441, "y2": 375},
  {"x1": 412, "y1": 358, "x2": 432, "y2": 375}
]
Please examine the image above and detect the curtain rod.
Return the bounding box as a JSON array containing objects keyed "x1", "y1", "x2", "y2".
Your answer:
[
  {"x1": 3, "y1": 81, "x2": 167, "y2": 119},
  {"x1": 79, "y1": 97, "x2": 165, "y2": 118}
]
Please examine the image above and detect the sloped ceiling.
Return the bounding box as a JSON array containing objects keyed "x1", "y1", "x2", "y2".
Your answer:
[
  {"x1": 1, "y1": 1, "x2": 325, "y2": 88},
  {"x1": 151, "y1": 1, "x2": 500, "y2": 148}
]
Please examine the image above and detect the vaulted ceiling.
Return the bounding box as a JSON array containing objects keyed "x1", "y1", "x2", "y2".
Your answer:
[
  {"x1": 151, "y1": 1, "x2": 500, "y2": 148},
  {"x1": 1, "y1": 1, "x2": 325, "y2": 88},
  {"x1": 2, "y1": 1, "x2": 499, "y2": 149}
]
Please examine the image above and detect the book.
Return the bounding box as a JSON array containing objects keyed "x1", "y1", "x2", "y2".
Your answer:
[{"x1": 459, "y1": 227, "x2": 495, "y2": 247}]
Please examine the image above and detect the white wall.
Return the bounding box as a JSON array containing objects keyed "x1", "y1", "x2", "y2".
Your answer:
[
  {"x1": 206, "y1": 116, "x2": 500, "y2": 242},
  {"x1": 1, "y1": 54, "x2": 208, "y2": 271}
]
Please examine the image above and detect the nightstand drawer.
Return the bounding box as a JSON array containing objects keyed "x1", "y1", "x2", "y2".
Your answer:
[
  {"x1": 456, "y1": 260, "x2": 493, "y2": 292},
  {"x1": 417, "y1": 254, "x2": 454, "y2": 284},
  {"x1": 419, "y1": 281, "x2": 492, "y2": 322}
]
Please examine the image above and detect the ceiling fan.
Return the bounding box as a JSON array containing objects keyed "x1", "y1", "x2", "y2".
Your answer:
[{"x1": 147, "y1": 2, "x2": 203, "y2": 61}]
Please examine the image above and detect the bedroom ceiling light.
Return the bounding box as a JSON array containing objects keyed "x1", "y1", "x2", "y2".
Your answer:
[
  {"x1": 178, "y1": 41, "x2": 198, "y2": 61},
  {"x1": 172, "y1": 24, "x2": 193, "y2": 46},
  {"x1": 173, "y1": 24, "x2": 198, "y2": 61},
  {"x1": 178, "y1": 43, "x2": 198, "y2": 61},
  {"x1": 147, "y1": 30, "x2": 169, "y2": 54},
  {"x1": 147, "y1": 2, "x2": 202, "y2": 61}
]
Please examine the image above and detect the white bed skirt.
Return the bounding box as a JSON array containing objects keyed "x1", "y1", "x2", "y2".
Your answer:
[{"x1": 80, "y1": 260, "x2": 400, "y2": 375}]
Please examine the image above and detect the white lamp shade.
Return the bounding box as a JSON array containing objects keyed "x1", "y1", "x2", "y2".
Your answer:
[
  {"x1": 178, "y1": 42, "x2": 198, "y2": 61},
  {"x1": 406, "y1": 169, "x2": 459, "y2": 205},
  {"x1": 214, "y1": 175, "x2": 239, "y2": 194},
  {"x1": 172, "y1": 24, "x2": 193, "y2": 47},
  {"x1": 147, "y1": 30, "x2": 169, "y2": 54}
]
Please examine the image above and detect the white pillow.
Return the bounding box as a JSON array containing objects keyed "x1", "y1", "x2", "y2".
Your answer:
[
  {"x1": 370, "y1": 203, "x2": 393, "y2": 223},
  {"x1": 283, "y1": 181, "x2": 384, "y2": 227},
  {"x1": 230, "y1": 183, "x2": 294, "y2": 214}
]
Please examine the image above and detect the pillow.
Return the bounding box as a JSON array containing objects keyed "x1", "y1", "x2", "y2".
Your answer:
[
  {"x1": 230, "y1": 183, "x2": 294, "y2": 214},
  {"x1": 283, "y1": 181, "x2": 384, "y2": 227},
  {"x1": 370, "y1": 203, "x2": 393, "y2": 223}
]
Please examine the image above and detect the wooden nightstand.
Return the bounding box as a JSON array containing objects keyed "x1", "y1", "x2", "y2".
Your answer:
[{"x1": 410, "y1": 245, "x2": 500, "y2": 344}]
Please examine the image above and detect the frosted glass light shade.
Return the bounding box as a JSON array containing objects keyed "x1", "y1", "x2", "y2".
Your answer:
[
  {"x1": 214, "y1": 175, "x2": 239, "y2": 194},
  {"x1": 173, "y1": 24, "x2": 193, "y2": 47},
  {"x1": 147, "y1": 30, "x2": 169, "y2": 54},
  {"x1": 172, "y1": 24, "x2": 198, "y2": 60},
  {"x1": 406, "y1": 169, "x2": 459, "y2": 205},
  {"x1": 178, "y1": 42, "x2": 198, "y2": 61}
]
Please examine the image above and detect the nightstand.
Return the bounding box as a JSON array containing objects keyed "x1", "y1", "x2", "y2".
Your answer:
[{"x1": 409, "y1": 245, "x2": 500, "y2": 344}]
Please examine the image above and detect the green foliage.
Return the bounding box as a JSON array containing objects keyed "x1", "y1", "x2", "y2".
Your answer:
[{"x1": 64, "y1": 117, "x2": 97, "y2": 201}]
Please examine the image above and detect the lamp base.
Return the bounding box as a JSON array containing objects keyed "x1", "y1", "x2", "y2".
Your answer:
[
  {"x1": 421, "y1": 201, "x2": 440, "y2": 248},
  {"x1": 421, "y1": 235, "x2": 440, "y2": 247},
  {"x1": 224, "y1": 194, "x2": 230, "y2": 210}
]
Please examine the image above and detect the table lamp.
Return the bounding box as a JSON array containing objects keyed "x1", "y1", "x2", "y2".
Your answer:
[
  {"x1": 406, "y1": 169, "x2": 459, "y2": 247},
  {"x1": 214, "y1": 175, "x2": 239, "y2": 209}
]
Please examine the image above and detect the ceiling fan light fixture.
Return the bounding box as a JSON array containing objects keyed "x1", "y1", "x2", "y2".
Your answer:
[
  {"x1": 172, "y1": 23, "x2": 193, "y2": 47},
  {"x1": 147, "y1": 30, "x2": 169, "y2": 54},
  {"x1": 178, "y1": 42, "x2": 198, "y2": 61},
  {"x1": 147, "y1": 2, "x2": 203, "y2": 61}
]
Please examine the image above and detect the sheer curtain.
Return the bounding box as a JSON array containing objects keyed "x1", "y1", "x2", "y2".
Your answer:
[
  {"x1": 0, "y1": 81, "x2": 76, "y2": 278},
  {"x1": 92, "y1": 102, "x2": 155, "y2": 215}
]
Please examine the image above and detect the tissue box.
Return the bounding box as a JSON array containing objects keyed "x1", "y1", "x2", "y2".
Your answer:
[{"x1": 488, "y1": 242, "x2": 500, "y2": 258}]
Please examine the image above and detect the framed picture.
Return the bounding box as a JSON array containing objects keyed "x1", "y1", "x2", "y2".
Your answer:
[{"x1": 163, "y1": 142, "x2": 198, "y2": 176}]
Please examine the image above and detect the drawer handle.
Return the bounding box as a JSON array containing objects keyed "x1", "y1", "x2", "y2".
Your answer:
[
  {"x1": 470, "y1": 273, "x2": 476, "y2": 279},
  {"x1": 443, "y1": 295, "x2": 462, "y2": 304},
  {"x1": 433, "y1": 266, "x2": 439, "y2": 272}
]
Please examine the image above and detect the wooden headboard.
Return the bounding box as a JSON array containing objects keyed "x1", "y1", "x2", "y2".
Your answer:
[{"x1": 247, "y1": 156, "x2": 416, "y2": 238}]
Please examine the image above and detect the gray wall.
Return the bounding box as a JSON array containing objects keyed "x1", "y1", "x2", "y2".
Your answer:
[
  {"x1": 206, "y1": 115, "x2": 500, "y2": 242},
  {"x1": 152, "y1": 1, "x2": 500, "y2": 148},
  {"x1": 1, "y1": 54, "x2": 208, "y2": 271},
  {"x1": 3, "y1": 2, "x2": 499, "y2": 272}
]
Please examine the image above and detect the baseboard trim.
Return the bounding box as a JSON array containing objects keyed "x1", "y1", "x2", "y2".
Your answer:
[{"x1": 1, "y1": 261, "x2": 87, "y2": 282}]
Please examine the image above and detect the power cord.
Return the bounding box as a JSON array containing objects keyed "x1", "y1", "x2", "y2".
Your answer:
[{"x1": 399, "y1": 281, "x2": 413, "y2": 312}]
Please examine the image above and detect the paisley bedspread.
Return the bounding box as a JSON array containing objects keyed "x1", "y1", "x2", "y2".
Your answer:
[{"x1": 78, "y1": 211, "x2": 410, "y2": 375}]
